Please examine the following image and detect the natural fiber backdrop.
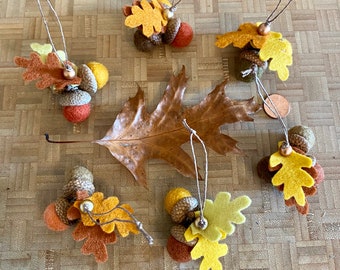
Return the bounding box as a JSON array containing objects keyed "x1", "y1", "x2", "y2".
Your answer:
[{"x1": 0, "y1": 0, "x2": 339, "y2": 269}]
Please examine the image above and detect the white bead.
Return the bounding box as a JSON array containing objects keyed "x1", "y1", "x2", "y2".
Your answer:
[
  {"x1": 194, "y1": 216, "x2": 208, "y2": 230},
  {"x1": 163, "y1": 9, "x2": 174, "y2": 19},
  {"x1": 79, "y1": 200, "x2": 94, "y2": 213}
]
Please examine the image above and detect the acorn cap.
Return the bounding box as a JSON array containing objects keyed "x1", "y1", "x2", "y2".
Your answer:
[
  {"x1": 67, "y1": 166, "x2": 94, "y2": 183},
  {"x1": 55, "y1": 197, "x2": 78, "y2": 226},
  {"x1": 58, "y1": 89, "x2": 91, "y2": 106},
  {"x1": 63, "y1": 178, "x2": 95, "y2": 201},
  {"x1": 78, "y1": 64, "x2": 98, "y2": 95},
  {"x1": 162, "y1": 17, "x2": 181, "y2": 44},
  {"x1": 170, "y1": 196, "x2": 198, "y2": 223},
  {"x1": 240, "y1": 50, "x2": 267, "y2": 67},
  {"x1": 288, "y1": 125, "x2": 315, "y2": 153},
  {"x1": 150, "y1": 33, "x2": 163, "y2": 46},
  {"x1": 134, "y1": 29, "x2": 157, "y2": 52},
  {"x1": 164, "y1": 187, "x2": 192, "y2": 214},
  {"x1": 170, "y1": 225, "x2": 197, "y2": 247}
]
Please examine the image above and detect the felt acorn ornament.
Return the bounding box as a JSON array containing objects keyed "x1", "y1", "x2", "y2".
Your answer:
[
  {"x1": 257, "y1": 125, "x2": 324, "y2": 215},
  {"x1": 123, "y1": 0, "x2": 193, "y2": 52},
  {"x1": 164, "y1": 187, "x2": 252, "y2": 268},
  {"x1": 14, "y1": 44, "x2": 109, "y2": 124},
  {"x1": 215, "y1": 1, "x2": 294, "y2": 82},
  {"x1": 43, "y1": 166, "x2": 153, "y2": 263}
]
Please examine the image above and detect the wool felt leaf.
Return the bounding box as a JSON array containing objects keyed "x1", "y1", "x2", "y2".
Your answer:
[
  {"x1": 30, "y1": 43, "x2": 66, "y2": 63},
  {"x1": 95, "y1": 66, "x2": 260, "y2": 187},
  {"x1": 124, "y1": 0, "x2": 168, "y2": 37},
  {"x1": 215, "y1": 22, "x2": 282, "y2": 49},
  {"x1": 188, "y1": 192, "x2": 251, "y2": 242},
  {"x1": 269, "y1": 142, "x2": 314, "y2": 206},
  {"x1": 73, "y1": 192, "x2": 139, "y2": 237},
  {"x1": 259, "y1": 38, "x2": 292, "y2": 81},
  {"x1": 14, "y1": 52, "x2": 81, "y2": 90},
  {"x1": 72, "y1": 222, "x2": 117, "y2": 263},
  {"x1": 185, "y1": 228, "x2": 228, "y2": 270}
]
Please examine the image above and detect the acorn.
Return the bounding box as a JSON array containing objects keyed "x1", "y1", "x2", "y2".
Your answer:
[
  {"x1": 162, "y1": 18, "x2": 193, "y2": 48},
  {"x1": 58, "y1": 88, "x2": 91, "y2": 106},
  {"x1": 67, "y1": 165, "x2": 94, "y2": 183},
  {"x1": 86, "y1": 61, "x2": 109, "y2": 90},
  {"x1": 236, "y1": 50, "x2": 268, "y2": 82},
  {"x1": 288, "y1": 125, "x2": 316, "y2": 153},
  {"x1": 164, "y1": 187, "x2": 192, "y2": 214},
  {"x1": 63, "y1": 104, "x2": 91, "y2": 124},
  {"x1": 170, "y1": 196, "x2": 198, "y2": 223},
  {"x1": 134, "y1": 29, "x2": 157, "y2": 52},
  {"x1": 78, "y1": 64, "x2": 98, "y2": 95},
  {"x1": 166, "y1": 235, "x2": 193, "y2": 263},
  {"x1": 170, "y1": 225, "x2": 197, "y2": 247},
  {"x1": 55, "y1": 197, "x2": 78, "y2": 226}
]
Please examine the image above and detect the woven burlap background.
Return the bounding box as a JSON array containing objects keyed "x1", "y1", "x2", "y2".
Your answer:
[{"x1": 1, "y1": 0, "x2": 339, "y2": 269}]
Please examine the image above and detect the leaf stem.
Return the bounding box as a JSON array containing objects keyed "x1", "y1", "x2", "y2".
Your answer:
[{"x1": 44, "y1": 133, "x2": 91, "y2": 144}]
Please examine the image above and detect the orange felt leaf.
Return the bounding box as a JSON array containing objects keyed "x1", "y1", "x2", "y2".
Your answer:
[
  {"x1": 72, "y1": 222, "x2": 117, "y2": 263},
  {"x1": 73, "y1": 192, "x2": 139, "y2": 237},
  {"x1": 95, "y1": 66, "x2": 260, "y2": 187},
  {"x1": 215, "y1": 23, "x2": 282, "y2": 49},
  {"x1": 14, "y1": 52, "x2": 81, "y2": 90}
]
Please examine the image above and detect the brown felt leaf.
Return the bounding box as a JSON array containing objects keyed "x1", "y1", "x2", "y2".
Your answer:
[
  {"x1": 14, "y1": 52, "x2": 81, "y2": 90},
  {"x1": 95, "y1": 66, "x2": 260, "y2": 187}
]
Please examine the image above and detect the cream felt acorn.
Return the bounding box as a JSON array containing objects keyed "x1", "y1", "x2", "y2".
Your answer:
[{"x1": 123, "y1": 0, "x2": 193, "y2": 52}]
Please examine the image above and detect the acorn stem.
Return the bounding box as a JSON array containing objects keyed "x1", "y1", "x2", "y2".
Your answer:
[{"x1": 44, "y1": 133, "x2": 91, "y2": 144}]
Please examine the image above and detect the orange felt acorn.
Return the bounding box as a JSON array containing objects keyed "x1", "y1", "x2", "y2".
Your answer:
[
  {"x1": 43, "y1": 166, "x2": 152, "y2": 263},
  {"x1": 123, "y1": 0, "x2": 193, "y2": 52}
]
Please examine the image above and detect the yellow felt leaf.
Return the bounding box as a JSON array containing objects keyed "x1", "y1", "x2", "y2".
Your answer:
[
  {"x1": 215, "y1": 22, "x2": 282, "y2": 49},
  {"x1": 156, "y1": 0, "x2": 171, "y2": 8},
  {"x1": 73, "y1": 192, "x2": 139, "y2": 237},
  {"x1": 30, "y1": 43, "x2": 66, "y2": 63},
  {"x1": 185, "y1": 228, "x2": 228, "y2": 270},
  {"x1": 188, "y1": 192, "x2": 251, "y2": 242},
  {"x1": 124, "y1": 0, "x2": 167, "y2": 37},
  {"x1": 269, "y1": 142, "x2": 314, "y2": 206},
  {"x1": 259, "y1": 38, "x2": 293, "y2": 81}
]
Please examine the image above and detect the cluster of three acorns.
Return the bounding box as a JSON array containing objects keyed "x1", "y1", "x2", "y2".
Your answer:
[
  {"x1": 43, "y1": 166, "x2": 95, "y2": 231},
  {"x1": 56, "y1": 62, "x2": 109, "y2": 123},
  {"x1": 164, "y1": 187, "x2": 201, "y2": 263}
]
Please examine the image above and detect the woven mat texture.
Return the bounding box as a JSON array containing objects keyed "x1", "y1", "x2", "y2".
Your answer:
[{"x1": 1, "y1": 0, "x2": 340, "y2": 269}]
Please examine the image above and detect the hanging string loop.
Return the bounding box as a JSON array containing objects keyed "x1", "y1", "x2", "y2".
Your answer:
[{"x1": 182, "y1": 119, "x2": 209, "y2": 230}]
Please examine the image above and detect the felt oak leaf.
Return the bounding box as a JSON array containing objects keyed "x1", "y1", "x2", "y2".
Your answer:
[
  {"x1": 72, "y1": 222, "x2": 117, "y2": 263},
  {"x1": 269, "y1": 142, "x2": 314, "y2": 206},
  {"x1": 189, "y1": 192, "x2": 251, "y2": 242},
  {"x1": 124, "y1": 0, "x2": 168, "y2": 37},
  {"x1": 73, "y1": 192, "x2": 139, "y2": 237},
  {"x1": 259, "y1": 38, "x2": 292, "y2": 81},
  {"x1": 30, "y1": 43, "x2": 66, "y2": 63},
  {"x1": 215, "y1": 23, "x2": 282, "y2": 49},
  {"x1": 185, "y1": 228, "x2": 228, "y2": 270},
  {"x1": 14, "y1": 52, "x2": 81, "y2": 90},
  {"x1": 95, "y1": 66, "x2": 260, "y2": 187}
]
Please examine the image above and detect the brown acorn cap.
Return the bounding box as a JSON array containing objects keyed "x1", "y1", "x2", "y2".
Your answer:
[
  {"x1": 63, "y1": 178, "x2": 95, "y2": 201},
  {"x1": 170, "y1": 196, "x2": 198, "y2": 223},
  {"x1": 240, "y1": 50, "x2": 267, "y2": 67},
  {"x1": 162, "y1": 17, "x2": 181, "y2": 44},
  {"x1": 78, "y1": 64, "x2": 98, "y2": 95},
  {"x1": 288, "y1": 125, "x2": 315, "y2": 153},
  {"x1": 134, "y1": 29, "x2": 156, "y2": 52},
  {"x1": 170, "y1": 225, "x2": 197, "y2": 247},
  {"x1": 150, "y1": 33, "x2": 163, "y2": 46},
  {"x1": 55, "y1": 197, "x2": 78, "y2": 226},
  {"x1": 58, "y1": 89, "x2": 91, "y2": 106}
]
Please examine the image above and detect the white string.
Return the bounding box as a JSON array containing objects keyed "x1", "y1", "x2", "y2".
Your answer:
[
  {"x1": 36, "y1": 0, "x2": 69, "y2": 66},
  {"x1": 242, "y1": 65, "x2": 290, "y2": 146},
  {"x1": 182, "y1": 119, "x2": 208, "y2": 223},
  {"x1": 266, "y1": 0, "x2": 294, "y2": 24}
]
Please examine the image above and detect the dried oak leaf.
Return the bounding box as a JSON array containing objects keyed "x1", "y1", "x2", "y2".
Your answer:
[
  {"x1": 72, "y1": 222, "x2": 117, "y2": 263},
  {"x1": 14, "y1": 52, "x2": 81, "y2": 90},
  {"x1": 95, "y1": 66, "x2": 260, "y2": 187}
]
